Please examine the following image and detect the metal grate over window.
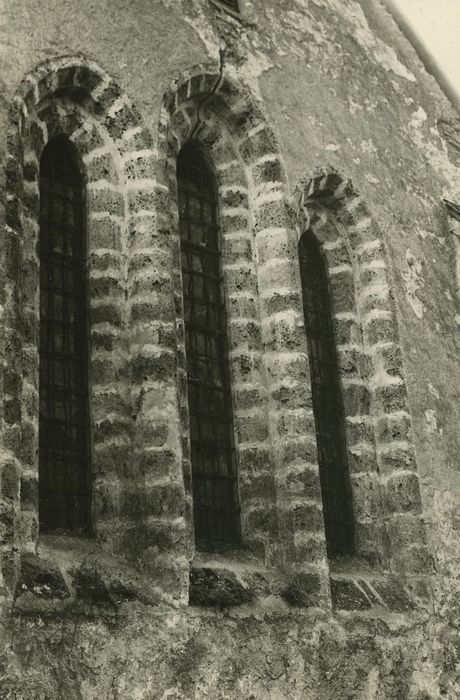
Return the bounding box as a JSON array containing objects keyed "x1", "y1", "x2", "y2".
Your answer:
[
  {"x1": 39, "y1": 135, "x2": 92, "y2": 532},
  {"x1": 298, "y1": 230, "x2": 354, "y2": 556},
  {"x1": 177, "y1": 141, "x2": 240, "y2": 550}
]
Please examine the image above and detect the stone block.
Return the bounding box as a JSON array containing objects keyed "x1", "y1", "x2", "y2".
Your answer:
[
  {"x1": 337, "y1": 347, "x2": 363, "y2": 379},
  {"x1": 375, "y1": 343, "x2": 403, "y2": 377},
  {"x1": 221, "y1": 188, "x2": 249, "y2": 210},
  {"x1": 387, "y1": 513, "x2": 427, "y2": 548},
  {"x1": 251, "y1": 157, "x2": 284, "y2": 187},
  {"x1": 231, "y1": 351, "x2": 262, "y2": 384},
  {"x1": 129, "y1": 349, "x2": 176, "y2": 383},
  {"x1": 364, "y1": 315, "x2": 398, "y2": 345},
  {"x1": 329, "y1": 272, "x2": 355, "y2": 313},
  {"x1": 385, "y1": 472, "x2": 422, "y2": 514},
  {"x1": 223, "y1": 235, "x2": 253, "y2": 265},
  {"x1": 20, "y1": 472, "x2": 38, "y2": 510},
  {"x1": 219, "y1": 211, "x2": 250, "y2": 236},
  {"x1": 347, "y1": 445, "x2": 378, "y2": 474},
  {"x1": 253, "y1": 199, "x2": 288, "y2": 233},
  {"x1": 139, "y1": 446, "x2": 178, "y2": 479},
  {"x1": 261, "y1": 289, "x2": 302, "y2": 317},
  {"x1": 18, "y1": 552, "x2": 69, "y2": 599},
  {"x1": 239, "y1": 471, "x2": 276, "y2": 502},
  {"x1": 282, "y1": 571, "x2": 323, "y2": 607},
  {"x1": 218, "y1": 161, "x2": 247, "y2": 190},
  {"x1": 326, "y1": 243, "x2": 351, "y2": 269},
  {"x1": 370, "y1": 578, "x2": 414, "y2": 612},
  {"x1": 235, "y1": 411, "x2": 269, "y2": 443},
  {"x1": 88, "y1": 188, "x2": 124, "y2": 217},
  {"x1": 286, "y1": 501, "x2": 324, "y2": 533},
  {"x1": 72, "y1": 122, "x2": 105, "y2": 156},
  {"x1": 343, "y1": 383, "x2": 371, "y2": 416},
  {"x1": 1, "y1": 457, "x2": 20, "y2": 501},
  {"x1": 233, "y1": 384, "x2": 265, "y2": 411},
  {"x1": 121, "y1": 126, "x2": 154, "y2": 154},
  {"x1": 229, "y1": 318, "x2": 262, "y2": 351},
  {"x1": 86, "y1": 151, "x2": 119, "y2": 183},
  {"x1": 90, "y1": 275, "x2": 124, "y2": 301},
  {"x1": 353, "y1": 520, "x2": 388, "y2": 566},
  {"x1": 376, "y1": 413, "x2": 412, "y2": 444},
  {"x1": 258, "y1": 258, "x2": 296, "y2": 292},
  {"x1": 223, "y1": 266, "x2": 258, "y2": 296},
  {"x1": 238, "y1": 444, "x2": 272, "y2": 473},
  {"x1": 0, "y1": 502, "x2": 15, "y2": 546},
  {"x1": 291, "y1": 536, "x2": 327, "y2": 564},
  {"x1": 189, "y1": 566, "x2": 253, "y2": 607},
  {"x1": 346, "y1": 417, "x2": 375, "y2": 445},
  {"x1": 276, "y1": 409, "x2": 315, "y2": 439},
  {"x1": 351, "y1": 472, "x2": 383, "y2": 521},
  {"x1": 279, "y1": 435, "x2": 318, "y2": 465},
  {"x1": 330, "y1": 577, "x2": 372, "y2": 610},
  {"x1": 104, "y1": 104, "x2": 140, "y2": 141},
  {"x1": 94, "y1": 416, "x2": 130, "y2": 443},
  {"x1": 391, "y1": 545, "x2": 434, "y2": 575},
  {"x1": 285, "y1": 466, "x2": 322, "y2": 501},
  {"x1": 90, "y1": 301, "x2": 123, "y2": 327},
  {"x1": 379, "y1": 444, "x2": 416, "y2": 472},
  {"x1": 239, "y1": 127, "x2": 279, "y2": 163},
  {"x1": 244, "y1": 504, "x2": 278, "y2": 535}
]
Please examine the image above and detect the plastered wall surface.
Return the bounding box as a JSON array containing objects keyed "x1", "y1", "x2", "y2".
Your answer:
[{"x1": 0, "y1": 0, "x2": 458, "y2": 698}]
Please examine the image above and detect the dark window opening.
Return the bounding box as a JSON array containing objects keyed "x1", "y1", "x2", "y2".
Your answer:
[
  {"x1": 298, "y1": 230, "x2": 354, "y2": 556},
  {"x1": 177, "y1": 141, "x2": 240, "y2": 550},
  {"x1": 39, "y1": 135, "x2": 92, "y2": 533}
]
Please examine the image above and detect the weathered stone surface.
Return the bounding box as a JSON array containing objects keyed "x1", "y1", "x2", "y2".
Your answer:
[
  {"x1": 17, "y1": 552, "x2": 69, "y2": 600},
  {"x1": 189, "y1": 566, "x2": 253, "y2": 608},
  {"x1": 0, "y1": 0, "x2": 458, "y2": 696},
  {"x1": 282, "y1": 572, "x2": 323, "y2": 607},
  {"x1": 330, "y1": 577, "x2": 373, "y2": 611}
]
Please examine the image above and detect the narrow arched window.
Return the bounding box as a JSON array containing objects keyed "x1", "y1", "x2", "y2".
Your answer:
[
  {"x1": 39, "y1": 135, "x2": 91, "y2": 532},
  {"x1": 177, "y1": 141, "x2": 240, "y2": 549},
  {"x1": 298, "y1": 230, "x2": 354, "y2": 555}
]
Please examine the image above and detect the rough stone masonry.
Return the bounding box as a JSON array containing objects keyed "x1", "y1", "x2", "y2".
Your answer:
[{"x1": 0, "y1": 0, "x2": 458, "y2": 698}]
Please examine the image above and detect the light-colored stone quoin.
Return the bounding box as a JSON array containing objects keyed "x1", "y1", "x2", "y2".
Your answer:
[{"x1": 0, "y1": 1, "x2": 458, "y2": 698}]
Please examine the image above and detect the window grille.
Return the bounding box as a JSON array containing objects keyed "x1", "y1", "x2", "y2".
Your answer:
[
  {"x1": 177, "y1": 141, "x2": 240, "y2": 549},
  {"x1": 39, "y1": 135, "x2": 91, "y2": 532},
  {"x1": 298, "y1": 230, "x2": 354, "y2": 555}
]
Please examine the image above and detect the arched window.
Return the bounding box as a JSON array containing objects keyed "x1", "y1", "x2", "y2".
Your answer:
[
  {"x1": 177, "y1": 141, "x2": 240, "y2": 549},
  {"x1": 298, "y1": 230, "x2": 354, "y2": 555},
  {"x1": 39, "y1": 135, "x2": 91, "y2": 532}
]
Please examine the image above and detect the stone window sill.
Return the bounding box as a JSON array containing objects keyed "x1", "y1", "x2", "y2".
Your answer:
[
  {"x1": 189, "y1": 549, "x2": 286, "y2": 608},
  {"x1": 13, "y1": 534, "x2": 165, "y2": 616},
  {"x1": 328, "y1": 556, "x2": 430, "y2": 614}
]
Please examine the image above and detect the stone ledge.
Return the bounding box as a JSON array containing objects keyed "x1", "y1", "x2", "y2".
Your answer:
[
  {"x1": 13, "y1": 535, "x2": 165, "y2": 616},
  {"x1": 189, "y1": 549, "x2": 284, "y2": 608},
  {"x1": 330, "y1": 572, "x2": 431, "y2": 613}
]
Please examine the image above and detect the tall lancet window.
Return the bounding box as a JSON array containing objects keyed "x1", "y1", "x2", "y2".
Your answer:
[
  {"x1": 298, "y1": 230, "x2": 354, "y2": 555},
  {"x1": 177, "y1": 141, "x2": 240, "y2": 549},
  {"x1": 39, "y1": 136, "x2": 92, "y2": 532}
]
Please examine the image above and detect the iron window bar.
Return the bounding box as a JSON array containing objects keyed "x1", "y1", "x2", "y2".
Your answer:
[
  {"x1": 177, "y1": 141, "x2": 241, "y2": 550},
  {"x1": 38, "y1": 135, "x2": 92, "y2": 533},
  {"x1": 298, "y1": 230, "x2": 355, "y2": 556}
]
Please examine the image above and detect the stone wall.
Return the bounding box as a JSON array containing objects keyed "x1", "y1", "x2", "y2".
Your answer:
[{"x1": 0, "y1": 0, "x2": 458, "y2": 698}]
